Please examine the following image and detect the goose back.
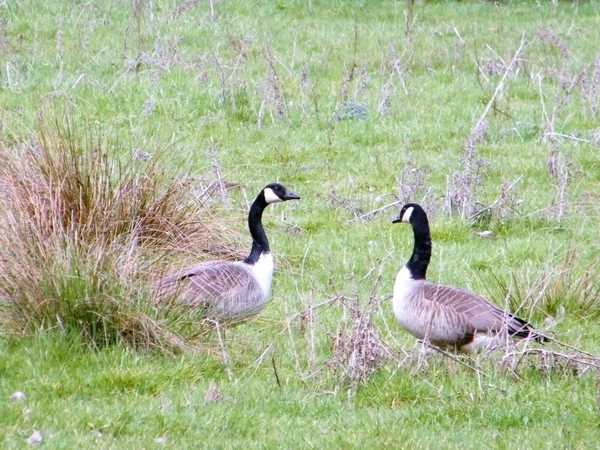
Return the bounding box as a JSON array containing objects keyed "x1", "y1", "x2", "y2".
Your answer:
[
  {"x1": 394, "y1": 269, "x2": 541, "y2": 351},
  {"x1": 156, "y1": 258, "x2": 271, "y2": 323},
  {"x1": 421, "y1": 283, "x2": 532, "y2": 338}
]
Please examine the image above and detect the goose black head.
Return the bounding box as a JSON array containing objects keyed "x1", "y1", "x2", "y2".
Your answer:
[
  {"x1": 392, "y1": 203, "x2": 424, "y2": 224},
  {"x1": 262, "y1": 183, "x2": 301, "y2": 204}
]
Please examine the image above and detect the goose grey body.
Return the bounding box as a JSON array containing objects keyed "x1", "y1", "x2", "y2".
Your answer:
[
  {"x1": 156, "y1": 257, "x2": 272, "y2": 321},
  {"x1": 392, "y1": 203, "x2": 546, "y2": 352},
  {"x1": 156, "y1": 183, "x2": 300, "y2": 325}
]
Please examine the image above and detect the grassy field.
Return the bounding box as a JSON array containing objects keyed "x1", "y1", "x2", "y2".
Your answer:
[{"x1": 1, "y1": 0, "x2": 600, "y2": 448}]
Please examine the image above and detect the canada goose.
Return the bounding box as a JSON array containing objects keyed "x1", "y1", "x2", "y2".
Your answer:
[
  {"x1": 156, "y1": 183, "x2": 300, "y2": 325},
  {"x1": 392, "y1": 203, "x2": 546, "y2": 353}
]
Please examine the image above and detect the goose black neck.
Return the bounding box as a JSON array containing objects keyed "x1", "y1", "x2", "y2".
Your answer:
[
  {"x1": 243, "y1": 194, "x2": 270, "y2": 265},
  {"x1": 407, "y1": 211, "x2": 431, "y2": 280}
]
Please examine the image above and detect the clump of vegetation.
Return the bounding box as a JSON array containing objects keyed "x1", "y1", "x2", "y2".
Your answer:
[
  {"x1": 487, "y1": 245, "x2": 600, "y2": 323},
  {"x1": 327, "y1": 289, "x2": 392, "y2": 395},
  {"x1": 0, "y1": 118, "x2": 241, "y2": 352}
]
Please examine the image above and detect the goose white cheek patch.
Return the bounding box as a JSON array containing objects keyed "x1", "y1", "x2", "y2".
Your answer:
[
  {"x1": 401, "y1": 206, "x2": 414, "y2": 223},
  {"x1": 263, "y1": 187, "x2": 283, "y2": 204}
]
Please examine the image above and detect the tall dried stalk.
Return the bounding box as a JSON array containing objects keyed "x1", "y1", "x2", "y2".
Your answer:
[{"x1": 445, "y1": 36, "x2": 526, "y2": 219}]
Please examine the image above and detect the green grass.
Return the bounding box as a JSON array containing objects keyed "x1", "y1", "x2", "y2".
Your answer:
[
  {"x1": 2, "y1": 333, "x2": 600, "y2": 448},
  {"x1": 2, "y1": 0, "x2": 600, "y2": 448}
]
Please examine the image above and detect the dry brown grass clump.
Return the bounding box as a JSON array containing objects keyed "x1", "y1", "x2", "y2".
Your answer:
[
  {"x1": 323, "y1": 274, "x2": 394, "y2": 394},
  {"x1": 0, "y1": 119, "x2": 242, "y2": 351},
  {"x1": 327, "y1": 292, "x2": 393, "y2": 394}
]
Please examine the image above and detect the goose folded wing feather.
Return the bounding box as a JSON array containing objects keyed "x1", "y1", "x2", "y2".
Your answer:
[
  {"x1": 423, "y1": 284, "x2": 532, "y2": 335},
  {"x1": 418, "y1": 291, "x2": 476, "y2": 348}
]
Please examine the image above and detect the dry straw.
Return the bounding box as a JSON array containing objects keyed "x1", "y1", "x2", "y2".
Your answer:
[{"x1": 0, "y1": 116, "x2": 242, "y2": 352}]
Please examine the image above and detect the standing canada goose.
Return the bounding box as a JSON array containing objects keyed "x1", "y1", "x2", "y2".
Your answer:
[
  {"x1": 156, "y1": 183, "x2": 300, "y2": 325},
  {"x1": 392, "y1": 203, "x2": 546, "y2": 352}
]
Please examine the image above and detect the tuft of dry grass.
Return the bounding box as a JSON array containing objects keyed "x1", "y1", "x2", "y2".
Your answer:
[
  {"x1": 469, "y1": 176, "x2": 523, "y2": 227},
  {"x1": 257, "y1": 41, "x2": 288, "y2": 126},
  {"x1": 501, "y1": 348, "x2": 600, "y2": 379},
  {"x1": 397, "y1": 156, "x2": 434, "y2": 214},
  {"x1": 487, "y1": 245, "x2": 600, "y2": 323},
  {"x1": 326, "y1": 277, "x2": 393, "y2": 395},
  {"x1": 445, "y1": 37, "x2": 525, "y2": 220},
  {"x1": 0, "y1": 118, "x2": 242, "y2": 351}
]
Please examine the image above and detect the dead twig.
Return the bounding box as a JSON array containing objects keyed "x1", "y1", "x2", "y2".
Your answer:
[
  {"x1": 471, "y1": 34, "x2": 526, "y2": 140},
  {"x1": 347, "y1": 199, "x2": 403, "y2": 223},
  {"x1": 469, "y1": 176, "x2": 522, "y2": 222},
  {"x1": 425, "y1": 341, "x2": 491, "y2": 379},
  {"x1": 502, "y1": 348, "x2": 600, "y2": 377}
]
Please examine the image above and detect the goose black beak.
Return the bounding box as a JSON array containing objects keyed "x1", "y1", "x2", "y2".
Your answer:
[
  {"x1": 284, "y1": 191, "x2": 301, "y2": 201},
  {"x1": 392, "y1": 217, "x2": 402, "y2": 224}
]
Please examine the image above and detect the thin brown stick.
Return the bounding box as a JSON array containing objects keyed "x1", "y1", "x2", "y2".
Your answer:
[
  {"x1": 470, "y1": 34, "x2": 526, "y2": 137},
  {"x1": 425, "y1": 341, "x2": 491, "y2": 379}
]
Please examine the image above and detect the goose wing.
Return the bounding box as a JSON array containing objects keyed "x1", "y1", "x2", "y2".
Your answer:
[
  {"x1": 155, "y1": 261, "x2": 265, "y2": 321},
  {"x1": 421, "y1": 283, "x2": 532, "y2": 338},
  {"x1": 407, "y1": 287, "x2": 475, "y2": 348}
]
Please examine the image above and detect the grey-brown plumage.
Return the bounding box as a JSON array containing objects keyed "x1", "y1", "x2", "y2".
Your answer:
[
  {"x1": 156, "y1": 183, "x2": 300, "y2": 325},
  {"x1": 156, "y1": 261, "x2": 267, "y2": 322},
  {"x1": 392, "y1": 203, "x2": 546, "y2": 352}
]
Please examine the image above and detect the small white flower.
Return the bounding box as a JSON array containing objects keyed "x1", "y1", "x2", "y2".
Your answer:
[
  {"x1": 9, "y1": 391, "x2": 26, "y2": 402},
  {"x1": 26, "y1": 430, "x2": 43, "y2": 446}
]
